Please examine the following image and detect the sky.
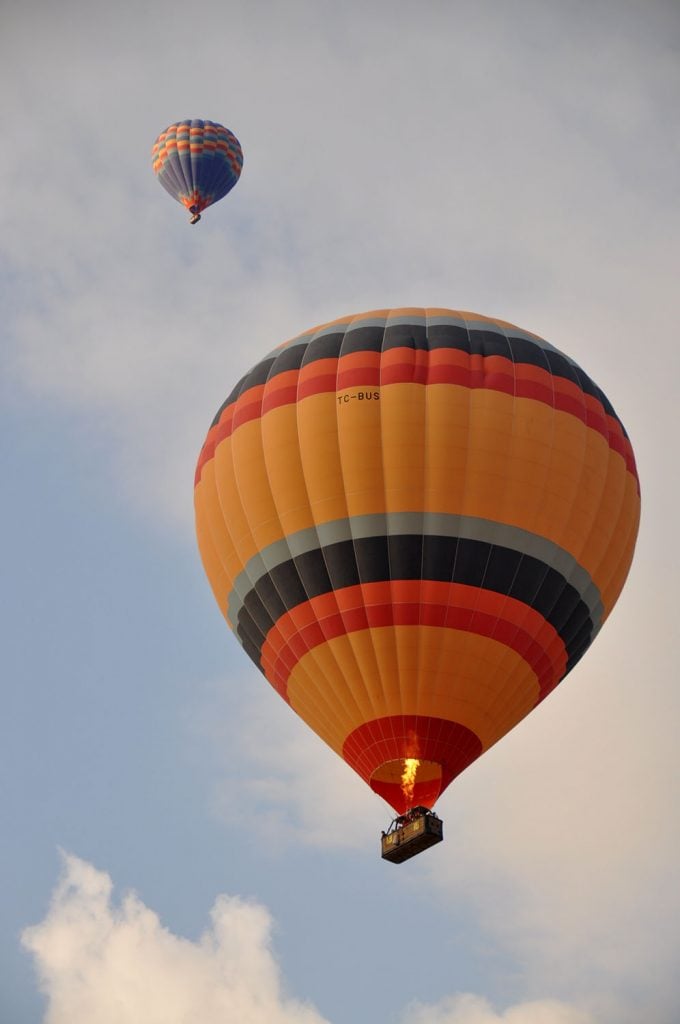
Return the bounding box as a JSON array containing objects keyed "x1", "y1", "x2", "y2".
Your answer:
[{"x1": 1, "y1": 0, "x2": 679, "y2": 1021}]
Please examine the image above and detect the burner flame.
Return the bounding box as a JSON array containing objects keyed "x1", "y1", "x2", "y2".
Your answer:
[{"x1": 401, "y1": 758, "x2": 420, "y2": 808}]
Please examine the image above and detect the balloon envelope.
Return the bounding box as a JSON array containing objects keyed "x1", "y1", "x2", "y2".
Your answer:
[
  {"x1": 194, "y1": 309, "x2": 640, "y2": 814},
  {"x1": 152, "y1": 119, "x2": 242, "y2": 220}
]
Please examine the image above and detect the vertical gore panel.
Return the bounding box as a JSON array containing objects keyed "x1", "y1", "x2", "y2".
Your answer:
[{"x1": 380, "y1": 314, "x2": 428, "y2": 719}]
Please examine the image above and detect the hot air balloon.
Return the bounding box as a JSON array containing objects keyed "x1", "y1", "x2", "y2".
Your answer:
[
  {"x1": 194, "y1": 308, "x2": 640, "y2": 860},
  {"x1": 151, "y1": 119, "x2": 243, "y2": 224}
]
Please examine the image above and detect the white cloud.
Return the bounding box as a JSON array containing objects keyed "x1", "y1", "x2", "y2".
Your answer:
[
  {"x1": 23, "y1": 855, "x2": 611, "y2": 1024},
  {"x1": 404, "y1": 993, "x2": 595, "y2": 1024},
  {"x1": 22, "y1": 852, "x2": 330, "y2": 1024}
]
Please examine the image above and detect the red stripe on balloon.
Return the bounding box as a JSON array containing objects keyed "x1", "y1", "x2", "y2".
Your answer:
[
  {"x1": 259, "y1": 580, "x2": 567, "y2": 704},
  {"x1": 194, "y1": 349, "x2": 638, "y2": 488}
]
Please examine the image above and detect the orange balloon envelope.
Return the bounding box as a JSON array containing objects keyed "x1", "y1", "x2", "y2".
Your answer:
[{"x1": 194, "y1": 309, "x2": 640, "y2": 814}]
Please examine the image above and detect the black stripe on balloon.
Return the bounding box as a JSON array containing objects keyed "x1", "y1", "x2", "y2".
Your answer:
[
  {"x1": 338, "y1": 324, "x2": 386, "y2": 354},
  {"x1": 383, "y1": 321, "x2": 429, "y2": 349},
  {"x1": 211, "y1": 322, "x2": 627, "y2": 438},
  {"x1": 210, "y1": 371, "x2": 251, "y2": 426},
  {"x1": 234, "y1": 535, "x2": 594, "y2": 675},
  {"x1": 271, "y1": 343, "x2": 308, "y2": 373},
  {"x1": 242, "y1": 357, "x2": 277, "y2": 389},
  {"x1": 301, "y1": 332, "x2": 345, "y2": 361}
]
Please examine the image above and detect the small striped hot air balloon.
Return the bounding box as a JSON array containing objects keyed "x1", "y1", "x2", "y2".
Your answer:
[
  {"x1": 152, "y1": 119, "x2": 243, "y2": 224},
  {"x1": 194, "y1": 308, "x2": 640, "y2": 854}
]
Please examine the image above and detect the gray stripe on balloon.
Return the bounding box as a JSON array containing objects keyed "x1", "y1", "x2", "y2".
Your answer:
[
  {"x1": 261, "y1": 313, "x2": 576, "y2": 363},
  {"x1": 226, "y1": 512, "x2": 604, "y2": 635}
]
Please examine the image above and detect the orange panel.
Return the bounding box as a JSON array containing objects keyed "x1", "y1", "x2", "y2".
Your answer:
[{"x1": 286, "y1": 626, "x2": 541, "y2": 756}]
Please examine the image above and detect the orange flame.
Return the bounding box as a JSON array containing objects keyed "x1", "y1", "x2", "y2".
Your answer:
[{"x1": 401, "y1": 758, "x2": 420, "y2": 808}]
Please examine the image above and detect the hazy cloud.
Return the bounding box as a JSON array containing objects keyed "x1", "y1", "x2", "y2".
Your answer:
[
  {"x1": 195, "y1": 677, "x2": 378, "y2": 849},
  {"x1": 196, "y1": 622, "x2": 680, "y2": 1023},
  {"x1": 3, "y1": 0, "x2": 678, "y2": 537}
]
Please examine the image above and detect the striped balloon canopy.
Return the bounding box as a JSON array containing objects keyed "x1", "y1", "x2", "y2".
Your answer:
[
  {"x1": 152, "y1": 119, "x2": 243, "y2": 223},
  {"x1": 194, "y1": 308, "x2": 640, "y2": 815}
]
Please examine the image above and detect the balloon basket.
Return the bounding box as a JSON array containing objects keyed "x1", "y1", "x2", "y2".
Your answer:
[{"x1": 380, "y1": 807, "x2": 443, "y2": 863}]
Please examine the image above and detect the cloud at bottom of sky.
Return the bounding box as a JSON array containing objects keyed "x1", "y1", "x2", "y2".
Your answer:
[
  {"x1": 22, "y1": 852, "x2": 329, "y2": 1024},
  {"x1": 22, "y1": 853, "x2": 598, "y2": 1024},
  {"x1": 408, "y1": 994, "x2": 595, "y2": 1024}
]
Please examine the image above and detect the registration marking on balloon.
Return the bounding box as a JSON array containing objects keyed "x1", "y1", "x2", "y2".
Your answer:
[{"x1": 336, "y1": 390, "x2": 381, "y2": 405}]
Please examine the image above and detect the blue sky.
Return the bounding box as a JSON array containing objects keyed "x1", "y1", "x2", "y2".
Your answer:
[{"x1": 2, "y1": 1, "x2": 679, "y2": 1022}]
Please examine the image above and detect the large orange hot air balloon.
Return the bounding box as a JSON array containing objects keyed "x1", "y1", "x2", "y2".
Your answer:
[{"x1": 194, "y1": 308, "x2": 640, "y2": 830}]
